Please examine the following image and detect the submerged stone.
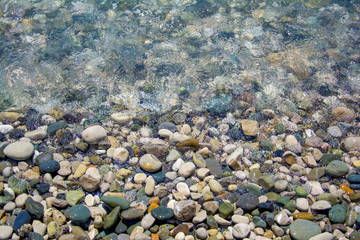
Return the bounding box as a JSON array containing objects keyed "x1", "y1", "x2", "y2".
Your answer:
[
  {"x1": 101, "y1": 196, "x2": 130, "y2": 210},
  {"x1": 151, "y1": 206, "x2": 174, "y2": 220}
]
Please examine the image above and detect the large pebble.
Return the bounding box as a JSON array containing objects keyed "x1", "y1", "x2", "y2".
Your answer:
[
  {"x1": 174, "y1": 200, "x2": 197, "y2": 221},
  {"x1": 311, "y1": 200, "x2": 332, "y2": 210},
  {"x1": 178, "y1": 162, "x2": 196, "y2": 178},
  {"x1": 0, "y1": 226, "x2": 13, "y2": 240},
  {"x1": 101, "y1": 196, "x2": 130, "y2": 209},
  {"x1": 325, "y1": 160, "x2": 349, "y2": 177},
  {"x1": 236, "y1": 193, "x2": 259, "y2": 211},
  {"x1": 232, "y1": 223, "x2": 250, "y2": 239},
  {"x1": 39, "y1": 160, "x2": 60, "y2": 173},
  {"x1": 208, "y1": 179, "x2": 224, "y2": 195},
  {"x1": 14, "y1": 210, "x2": 31, "y2": 233},
  {"x1": 4, "y1": 141, "x2": 34, "y2": 160},
  {"x1": 141, "y1": 214, "x2": 156, "y2": 230},
  {"x1": 70, "y1": 205, "x2": 91, "y2": 224},
  {"x1": 79, "y1": 167, "x2": 102, "y2": 192},
  {"x1": 289, "y1": 219, "x2": 321, "y2": 240},
  {"x1": 343, "y1": 137, "x2": 360, "y2": 151},
  {"x1": 82, "y1": 125, "x2": 107, "y2": 144},
  {"x1": 151, "y1": 206, "x2": 174, "y2": 220},
  {"x1": 139, "y1": 154, "x2": 162, "y2": 172},
  {"x1": 25, "y1": 198, "x2": 44, "y2": 219},
  {"x1": 332, "y1": 107, "x2": 355, "y2": 123},
  {"x1": 240, "y1": 120, "x2": 258, "y2": 136}
]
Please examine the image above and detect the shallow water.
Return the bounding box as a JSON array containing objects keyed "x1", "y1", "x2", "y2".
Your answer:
[{"x1": 0, "y1": 0, "x2": 359, "y2": 116}]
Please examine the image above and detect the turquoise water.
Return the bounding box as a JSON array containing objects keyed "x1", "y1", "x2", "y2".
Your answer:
[{"x1": 0, "y1": 0, "x2": 359, "y2": 115}]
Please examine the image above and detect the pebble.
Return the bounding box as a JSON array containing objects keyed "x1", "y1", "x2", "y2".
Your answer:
[
  {"x1": 309, "y1": 232, "x2": 334, "y2": 240},
  {"x1": 295, "y1": 198, "x2": 309, "y2": 211},
  {"x1": 325, "y1": 160, "x2": 349, "y2": 177},
  {"x1": 176, "y1": 182, "x2": 190, "y2": 197},
  {"x1": 3, "y1": 141, "x2": 34, "y2": 160},
  {"x1": 178, "y1": 162, "x2": 196, "y2": 178},
  {"x1": 141, "y1": 214, "x2": 156, "y2": 230},
  {"x1": 174, "y1": 200, "x2": 197, "y2": 221},
  {"x1": 240, "y1": 120, "x2": 258, "y2": 136},
  {"x1": 232, "y1": 223, "x2": 250, "y2": 239},
  {"x1": 289, "y1": 219, "x2": 321, "y2": 240},
  {"x1": 328, "y1": 204, "x2": 346, "y2": 223},
  {"x1": 0, "y1": 225, "x2": 13, "y2": 240},
  {"x1": 82, "y1": 125, "x2": 107, "y2": 144},
  {"x1": 311, "y1": 200, "x2": 332, "y2": 210},
  {"x1": 208, "y1": 179, "x2": 224, "y2": 195},
  {"x1": 139, "y1": 154, "x2": 162, "y2": 172},
  {"x1": 344, "y1": 137, "x2": 360, "y2": 151},
  {"x1": 151, "y1": 206, "x2": 174, "y2": 220},
  {"x1": 112, "y1": 147, "x2": 129, "y2": 164},
  {"x1": 236, "y1": 193, "x2": 259, "y2": 211},
  {"x1": 70, "y1": 205, "x2": 91, "y2": 224}
]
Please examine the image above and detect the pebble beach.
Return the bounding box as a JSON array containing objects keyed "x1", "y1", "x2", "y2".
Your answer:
[
  {"x1": 1, "y1": 0, "x2": 360, "y2": 239},
  {"x1": 1, "y1": 105, "x2": 360, "y2": 240}
]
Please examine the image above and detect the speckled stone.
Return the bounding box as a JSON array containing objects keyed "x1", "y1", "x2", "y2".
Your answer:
[
  {"x1": 151, "y1": 206, "x2": 174, "y2": 220},
  {"x1": 139, "y1": 154, "x2": 162, "y2": 172}
]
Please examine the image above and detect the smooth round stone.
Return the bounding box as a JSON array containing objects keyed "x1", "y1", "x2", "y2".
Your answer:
[
  {"x1": 110, "y1": 112, "x2": 132, "y2": 124},
  {"x1": 39, "y1": 160, "x2": 60, "y2": 173},
  {"x1": 8, "y1": 176, "x2": 27, "y2": 195},
  {"x1": 4, "y1": 188, "x2": 15, "y2": 201},
  {"x1": 296, "y1": 198, "x2": 309, "y2": 211},
  {"x1": 328, "y1": 204, "x2": 346, "y2": 223},
  {"x1": 2, "y1": 166, "x2": 12, "y2": 177},
  {"x1": 311, "y1": 200, "x2": 332, "y2": 210},
  {"x1": 82, "y1": 125, "x2": 107, "y2": 144},
  {"x1": 25, "y1": 198, "x2": 44, "y2": 219},
  {"x1": 151, "y1": 206, "x2": 174, "y2": 220},
  {"x1": 139, "y1": 154, "x2": 162, "y2": 172},
  {"x1": 232, "y1": 223, "x2": 250, "y2": 239},
  {"x1": 3, "y1": 201, "x2": 16, "y2": 212},
  {"x1": 327, "y1": 126, "x2": 342, "y2": 137},
  {"x1": 176, "y1": 182, "x2": 190, "y2": 197},
  {"x1": 121, "y1": 208, "x2": 144, "y2": 220},
  {"x1": 112, "y1": 147, "x2": 129, "y2": 164},
  {"x1": 101, "y1": 196, "x2": 130, "y2": 210},
  {"x1": 236, "y1": 193, "x2": 259, "y2": 211},
  {"x1": 178, "y1": 162, "x2": 196, "y2": 178},
  {"x1": 289, "y1": 219, "x2": 321, "y2": 240},
  {"x1": 14, "y1": 210, "x2": 31, "y2": 233},
  {"x1": 29, "y1": 232, "x2": 44, "y2": 240},
  {"x1": 348, "y1": 174, "x2": 360, "y2": 183},
  {"x1": 0, "y1": 225, "x2": 13, "y2": 240},
  {"x1": 343, "y1": 137, "x2": 360, "y2": 151},
  {"x1": 295, "y1": 186, "x2": 307, "y2": 197},
  {"x1": 36, "y1": 183, "x2": 50, "y2": 194},
  {"x1": 274, "y1": 180, "x2": 288, "y2": 192},
  {"x1": 70, "y1": 205, "x2": 91, "y2": 224},
  {"x1": 4, "y1": 141, "x2": 34, "y2": 160},
  {"x1": 176, "y1": 139, "x2": 199, "y2": 153},
  {"x1": 325, "y1": 160, "x2": 349, "y2": 177},
  {"x1": 193, "y1": 153, "x2": 206, "y2": 168}
]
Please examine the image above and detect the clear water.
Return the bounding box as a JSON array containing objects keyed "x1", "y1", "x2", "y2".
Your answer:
[{"x1": 0, "y1": 0, "x2": 359, "y2": 116}]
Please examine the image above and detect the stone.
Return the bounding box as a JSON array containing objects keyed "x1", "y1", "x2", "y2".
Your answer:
[
  {"x1": 176, "y1": 182, "x2": 190, "y2": 197},
  {"x1": 196, "y1": 227, "x2": 208, "y2": 240},
  {"x1": 24, "y1": 128, "x2": 47, "y2": 141},
  {"x1": 176, "y1": 139, "x2": 199, "y2": 153},
  {"x1": 258, "y1": 175, "x2": 274, "y2": 191},
  {"x1": 139, "y1": 154, "x2": 162, "y2": 172},
  {"x1": 141, "y1": 214, "x2": 156, "y2": 230},
  {"x1": 208, "y1": 179, "x2": 224, "y2": 195},
  {"x1": 332, "y1": 107, "x2": 355, "y2": 123},
  {"x1": 70, "y1": 205, "x2": 91, "y2": 224},
  {"x1": 13, "y1": 210, "x2": 31, "y2": 233},
  {"x1": 39, "y1": 160, "x2": 60, "y2": 173},
  {"x1": 325, "y1": 160, "x2": 349, "y2": 177},
  {"x1": 178, "y1": 162, "x2": 196, "y2": 178},
  {"x1": 348, "y1": 174, "x2": 360, "y2": 183},
  {"x1": 328, "y1": 204, "x2": 346, "y2": 223},
  {"x1": 236, "y1": 193, "x2": 259, "y2": 211},
  {"x1": 344, "y1": 137, "x2": 360, "y2": 152},
  {"x1": 82, "y1": 125, "x2": 107, "y2": 144},
  {"x1": 8, "y1": 176, "x2": 27, "y2": 195},
  {"x1": 0, "y1": 225, "x2": 13, "y2": 240},
  {"x1": 58, "y1": 161, "x2": 72, "y2": 176},
  {"x1": 110, "y1": 112, "x2": 132, "y2": 124},
  {"x1": 275, "y1": 210, "x2": 291, "y2": 226},
  {"x1": 112, "y1": 147, "x2": 129, "y2": 164},
  {"x1": 240, "y1": 120, "x2": 258, "y2": 136},
  {"x1": 3, "y1": 141, "x2": 34, "y2": 160},
  {"x1": 293, "y1": 212, "x2": 315, "y2": 221},
  {"x1": 79, "y1": 167, "x2": 102, "y2": 192},
  {"x1": 101, "y1": 196, "x2": 130, "y2": 209},
  {"x1": 4, "y1": 188, "x2": 15, "y2": 201},
  {"x1": 219, "y1": 202, "x2": 234, "y2": 219},
  {"x1": 274, "y1": 180, "x2": 288, "y2": 192},
  {"x1": 309, "y1": 232, "x2": 334, "y2": 240},
  {"x1": 66, "y1": 190, "x2": 85, "y2": 206},
  {"x1": 289, "y1": 219, "x2": 321, "y2": 240},
  {"x1": 47, "y1": 221, "x2": 58, "y2": 238},
  {"x1": 311, "y1": 200, "x2": 332, "y2": 210},
  {"x1": 151, "y1": 206, "x2": 174, "y2": 220},
  {"x1": 104, "y1": 206, "x2": 120, "y2": 229},
  {"x1": 193, "y1": 153, "x2": 206, "y2": 168},
  {"x1": 295, "y1": 198, "x2": 309, "y2": 212},
  {"x1": 232, "y1": 223, "x2": 250, "y2": 239},
  {"x1": 174, "y1": 200, "x2": 197, "y2": 221},
  {"x1": 121, "y1": 208, "x2": 144, "y2": 220},
  {"x1": 74, "y1": 164, "x2": 87, "y2": 178},
  {"x1": 25, "y1": 198, "x2": 44, "y2": 219}
]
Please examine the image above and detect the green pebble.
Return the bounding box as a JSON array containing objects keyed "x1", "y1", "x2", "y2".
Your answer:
[
  {"x1": 258, "y1": 174, "x2": 275, "y2": 191},
  {"x1": 66, "y1": 190, "x2": 84, "y2": 206},
  {"x1": 248, "y1": 168, "x2": 261, "y2": 183},
  {"x1": 115, "y1": 221, "x2": 127, "y2": 234},
  {"x1": 277, "y1": 196, "x2": 290, "y2": 205},
  {"x1": 346, "y1": 207, "x2": 357, "y2": 227},
  {"x1": 150, "y1": 225, "x2": 159, "y2": 233},
  {"x1": 219, "y1": 202, "x2": 234, "y2": 219},
  {"x1": 110, "y1": 181, "x2": 121, "y2": 192},
  {"x1": 295, "y1": 186, "x2": 307, "y2": 197},
  {"x1": 316, "y1": 193, "x2": 342, "y2": 205},
  {"x1": 284, "y1": 201, "x2": 296, "y2": 212},
  {"x1": 103, "y1": 206, "x2": 121, "y2": 229},
  {"x1": 307, "y1": 168, "x2": 326, "y2": 180},
  {"x1": 101, "y1": 196, "x2": 130, "y2": 210},
  {"x1": 265, "y1": 192, "x2": 280, "y2": 202},
  {"x1": 0, "y1": 161, "x2": 11, "y2": 173},
  {"x1": 251, "y1": 209, "x2": 260, "y2": 216},
  {"x1": 329, "y1": 204, "x2": 346, "y2": 223},
  {"x1": 25, "y1": 198, "x2": 44, "y2": 219},
  {"x1": 206, "y1": 216, "x2": 218, "y2": 229},
  {"x1": 245, "y1": 184, "x2": 262, "y2": 196},
  {"x1": 193, "y1": 153, "x2": 206, "y2": 168},
  {"x1": 158, "y1": 228, "x2": 170, "y2": 240},
  {"x1": 70, "y1": 205, "x2": 90, "y2": 224},
  {"x1": 8, "y1": 176, "x2": 27, "y2": 195},
  {"x1": 0, "y1": 196, "x2": 6, "y2": 207},
  {"x1": 253, "y1": 216, "x2": 267, "y2": 228}
]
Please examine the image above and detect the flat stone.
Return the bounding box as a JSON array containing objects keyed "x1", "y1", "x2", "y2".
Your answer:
[
  {"x1": 82, "y1": 125, "x2": 107, "y2": 144},
  {"x1": 295, "y1": 198, "x2": 309, "y2": 212},
  {"x1": 101, "y1": 196, "x2": 130, "y2": 209},
  {"x1": 328, "y1": 204, "x2": 346, "y2": 223},
  {"x1": 121, "y1": 208, "x2": 144, "y2": 220},
  {"x1": 4, "y1": 141, "x2": 34, "y2": 160},
  {"x1": 311, "y1": 200, "x2": 332, "y2": 210},
  {"x1": 332, "y1": 107, "x2": 355, "y2": 123},
  {"x1": 289, "y1": 219, "x2": 321, "y2": 240},
  {"x1": 236, "y1": 193, "x2": 259, "y2": 211},
  {"x1": 13, "y1": 210, "x2": 31, "y2": 233},
  {"x1": 39, "y1": 160, "x2": 60, "y2": 173},
  {"x1": 66, "y1": 190, "x2": 85, "y2": 206},
  {"x1": 141, "y1": 214, "x2": 156, "y2": 230},
  {"x1": 208, "y1": 179, "x2": 224, "y2": 195},
  {"x1": 103, "y1": 206, "x2": 120, "y2": 229},
  {"x1": 309, "y1": 232, "x2": 334, "y2": 240},
  {"x1": 25, "y1": 198, "x2": 44, "y2": 219},
  {"x1": 139, "y1": 154, "x2": 162, "y2": 172},
  {"x1": 176, "y1": 138, "x2": 199, "y2": 153},
  {"x1": 232, "y1": 223, "x2": 250, "y2": 239},
  {"x1": 344, "y1": 137, "x2": 360, "y2": 152},
  {"x1": 24, "y1": 128, "x2": 47, "y2": 141},
  {"x1": 325, "y1": 160, "x2": 349, "y2": 177},
  {"x1": 151, "y1": 206, "x2": 174, "y2": 220}
]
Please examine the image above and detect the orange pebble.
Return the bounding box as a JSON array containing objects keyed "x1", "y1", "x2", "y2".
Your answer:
[
  {"x1": 340, "y1": 184, "x2": 354, "y2": 195},
  {"x1": 86, "y1": 165, "x2": 96, "y2": 169},
  {"x1": 149, "y1": 196, "x2": 160, "y2": 205},
  {"x1": 32, "y1": 166, "x2": 40, "y2": 173},
  {"x1": 293, "y1": 212, "x2": 315, "y2": 221},
  {"x1": 148, "y1": 203, "x2": 159, "y2": 214},
  {"x1": 151, "y1": 233, "x2": 159, "y2": 240}
]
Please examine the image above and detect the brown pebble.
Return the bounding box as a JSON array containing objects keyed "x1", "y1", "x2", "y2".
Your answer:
[
  {"x1": 172, "y1": 224, "x2": 189, "y2": 237},
  {"x1": 176, "y1": 139, "x2": 199, "y2": 153},
  {"x1": 332, "y1": 107, "x2": 355, "y2": 123}
]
